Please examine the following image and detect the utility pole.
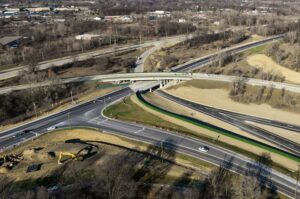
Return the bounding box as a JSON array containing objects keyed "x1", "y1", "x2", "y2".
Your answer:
[
  {"x1": 33, "y1": 102, "x2": 37, "y2": 118},
  {"x1": 70, "y1": 90, "x2": 74, "y2": 104},
  {"x1": 160, "y1": 141, "x2": 164, "y2": 163},
  {"x1": 295, "y1": 165, "x2": 300, "y2": 199}
]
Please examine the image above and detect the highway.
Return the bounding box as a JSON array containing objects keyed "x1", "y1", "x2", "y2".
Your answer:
[
  {"x1": 0, "y1": 35, "x2": 190, "y2": 81},
  {"x1": 0, "y1": 34, "x2": 290, "y2": 95},
  {"x1": 3, "y1": 72, "x2": 300, "y2": 95},
  {"x1": 155, "y1": 90, "x2": 300, "y2": 156},
  {"x1": 0, "y1": 33, "x2": 299, "y2": 197},
  {"x1": 171, "y1": 34, "x2": 284, "y2": 72},
  {"x1": 0, "y1": 87, "x2": 299, "y2": 198},
  {"x1": 134, "y1": 34, "x2": 193, "y2": 72}
]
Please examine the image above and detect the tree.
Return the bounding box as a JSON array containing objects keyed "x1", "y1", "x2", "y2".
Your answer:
[
  {"x1": 230, "y1": 78, "x2": 247, "y2": 97},
  {"x1": 93, "y1": 152, "x2": 138, "y2": 199},
  {"x1": 201, "y1": 160, "x2": 237, "y2": 199}
]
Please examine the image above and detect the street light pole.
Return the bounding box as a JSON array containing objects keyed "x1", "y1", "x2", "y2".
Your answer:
[
  {"x1": 71, "y1": 90, "x2": 74, "y2": 104},
  {"x1": 33, "y1": 102, "x2": 37, "y2": 118}
]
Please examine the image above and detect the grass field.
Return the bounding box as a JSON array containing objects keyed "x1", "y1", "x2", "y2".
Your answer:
[
  {"x1": 244, "y1": 43, "x2": 269, "y2": 55},
  {"x1": 104, "y1": 96, "x2": 197, "y2": 134}
]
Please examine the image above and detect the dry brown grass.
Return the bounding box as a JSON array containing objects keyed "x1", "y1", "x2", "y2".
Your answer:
[
  {"x1": 1, "y1": 128, "x2": 209, "y2": 181},
  {"x1": 131, "y1": 94, "x2": 299, "y2": 170},
  {"x1": 166, "y1": 81, "x2": 300, "y2": 126},
  {"x1": 247, "y1": 54, "x2": 300, "y2": 84}
]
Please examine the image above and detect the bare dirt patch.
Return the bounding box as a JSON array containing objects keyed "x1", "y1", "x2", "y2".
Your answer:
[
  {"x1": 247, "y1": 54, "x2": 300, "y2": 84},
  {"x1": 1, "y1": 128, "x2": 208, "y2": 182}
]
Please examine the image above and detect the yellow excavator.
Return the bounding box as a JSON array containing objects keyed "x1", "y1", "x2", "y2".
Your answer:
[{"x1": 57, "y1": 152, "x2": 78, "y2": 164}]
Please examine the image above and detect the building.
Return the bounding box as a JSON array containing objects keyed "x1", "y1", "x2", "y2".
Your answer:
[
  {"x1": 93, "y1": 17, "x2": 101, "y2": 21},
  {"x1": 75, "y1": 34, "x2": 102, "y2": 41},
  {"x1": 103, "y1": 15, "x2": 133, "y2": 23},
  {"x1": 178, "y1": 18, "x2": 186, "y2": 23},
  {"x1": 54, "y1": 6, "x2": 80, "y2": 12},
  {"x1": 27, "y1": 7, "x2": 50, "y2": 13},
  {"x1": 147, "y1": 10, "x2": 171, "y2": 20},
  {"x1": 0, "y1": 36, "x2": 23, "y2": 49},
  {"x1": 3, "y1": 9, "x2": 19, "y2": 18}
]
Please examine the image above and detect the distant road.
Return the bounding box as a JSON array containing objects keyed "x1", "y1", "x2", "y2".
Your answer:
[
  {"x1": 172, "y1": 34, "x2": 284, "y2": 72},
  {"x1": 0, "y1": 34, "x2": 283, "y2": 82},
  {"x1": 0, "y1": 35, "x2": 189, "y2": 81},
  {"x1": 2, "y1": 72, "x2": 300, "y2": 94},
  {"x1": 134, "y1": 34, "x2": 192, "y2": 72}
]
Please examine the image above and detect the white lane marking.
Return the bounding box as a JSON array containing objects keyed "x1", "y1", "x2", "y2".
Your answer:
[
  {"x1": 134, "y1": 129, "x2": 144, "y2": 134},
  {"x1": 88, "y1": 117, "x2": 108, "y2": 124}
]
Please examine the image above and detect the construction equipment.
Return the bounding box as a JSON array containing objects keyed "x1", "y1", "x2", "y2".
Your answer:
[
  {"x1": 0, "y1": 153, "x2": 23, "y2": 169},
  {"x1": 57, "y1": 152, "x2": 78, "y2": 164}
]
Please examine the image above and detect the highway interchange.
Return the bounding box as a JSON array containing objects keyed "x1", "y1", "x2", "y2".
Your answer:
[
  {"x1": 156, "y1": 90, "x2": 300, "y2": 156},
  {"x1": 0, "y1": 87, "x2": 299, "y2": 198},
  {"x1": 0, "y1": 34, "x2": 300, "y2": 198}
]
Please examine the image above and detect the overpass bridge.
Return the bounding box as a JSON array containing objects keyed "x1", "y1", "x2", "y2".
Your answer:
[{"x1": 1, "y1": 72, "x2": 300, "y2": 94}]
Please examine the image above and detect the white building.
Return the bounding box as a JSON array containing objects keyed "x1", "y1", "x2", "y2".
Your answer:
[
  {"x1": 75, "y1": 34, "x2": 101, "y2": 41},
  {"x1": 178, "y1": 18, "x2": 186, "y2": 23},
  {"x1": 147, "y1": 10, "x2": 171, "y2": 19}
]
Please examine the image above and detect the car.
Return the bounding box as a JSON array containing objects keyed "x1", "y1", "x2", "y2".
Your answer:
[
  {"x1": 18, "y1": 130, "x2": 34, "y2": 136},
  {"x1": 47, "y1": 126, "x2": 56, "y2": 131},
  {"x1": 198, "y1": 146, "x2": 209, "y2": 153},
  {"x1": 23, "y1": 129, "x2": 33, "y2": 133}
]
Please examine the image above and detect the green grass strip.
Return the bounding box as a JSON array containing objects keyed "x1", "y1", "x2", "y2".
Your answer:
[{"x1": 136, "y1": 92, "x2": 300, "y2": 163}]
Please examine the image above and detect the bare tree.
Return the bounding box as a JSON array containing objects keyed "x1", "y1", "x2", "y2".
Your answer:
[{"x1": 93, "y1": 152, "x2": 138, "y2": 199}]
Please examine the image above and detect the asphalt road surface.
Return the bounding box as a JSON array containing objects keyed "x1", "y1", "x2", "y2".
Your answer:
[
  {"x1": 0, "y1": 87, "x2": 299, "y2": 198},
  {"x1": 0, "y1": 33, "x2": 299, "y2": 198},
  {"x1": 0, "y1": 35, "x2": 189, "y2": 81},
  {"x1": 156, "y1": 90, "x2": 300, "y2": 156},
  {"x1": 172, "y1": 34, "x2": 283, "y2": 72}
]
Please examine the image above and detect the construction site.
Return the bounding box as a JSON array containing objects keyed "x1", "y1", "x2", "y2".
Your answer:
[{"x1": 0, "y1": 128, "x2": 206, "y2": 198}]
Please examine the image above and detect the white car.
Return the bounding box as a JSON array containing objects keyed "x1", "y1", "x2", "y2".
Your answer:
[
  {"x1": 198, "y1": 146, "x2": 209, "y2": 153},
  {"x1": 47, "y1": 126, "x2": 56, "y2": 131}
]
